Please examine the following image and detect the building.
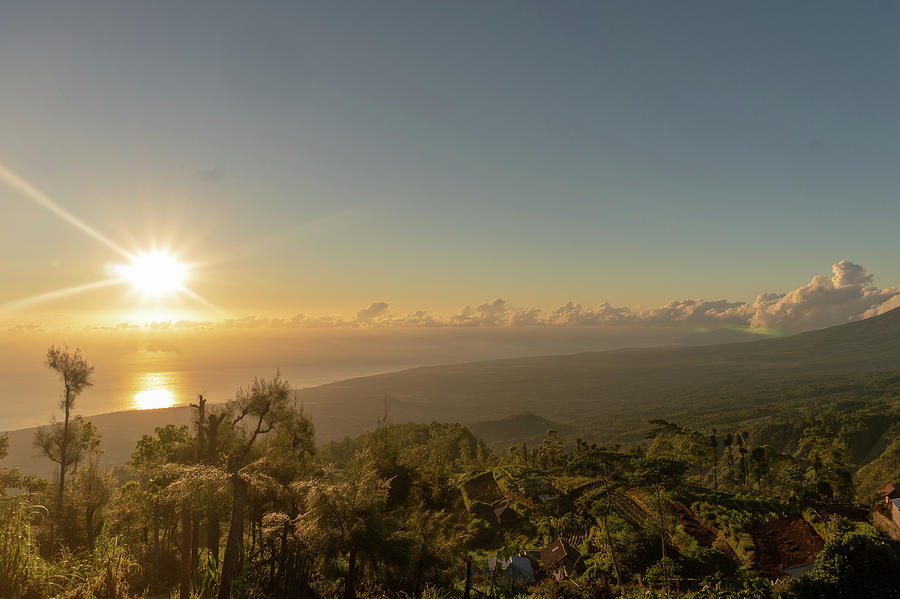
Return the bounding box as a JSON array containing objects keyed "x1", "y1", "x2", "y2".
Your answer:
[
  {"x1": 462, "y1": 471, "x2": 503, "y2": 504},
  {"x1": 877, "y1": 483, "x2": 900, "y2": 503},
  {"x1": 889, "y1": 498, "x2": 900, "y2": 530},
  {"x1": 873, "y1": 483, "x2": 900, "y2": 539},
  {"x1": 877, "y1": 483, "x2": 900, "y2": 528},
  {"x1": 782, "y1": 562, "x2": 814, "y2": 579},
  {"x1": 487, "y1": 555, "x2": 535, "y2": 583},
  {"x1": 541, "y1": 539, "x2": 584, "y2": 581},
  {"x1": 494, "y1": 504, "x2": 521, "y2": 527}
]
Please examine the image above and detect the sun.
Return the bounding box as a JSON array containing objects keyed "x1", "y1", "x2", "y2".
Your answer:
[{"x1": 120, "y1": 251, "x2": 188, "y2": 297}]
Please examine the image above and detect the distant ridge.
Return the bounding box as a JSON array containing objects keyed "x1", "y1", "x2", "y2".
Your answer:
[
  {"x1": 674, "y1": 328, "x2": 770, "y2": 346},
  {"x1": 468, "y1": 412, "x2": 572, "y2": 450}
]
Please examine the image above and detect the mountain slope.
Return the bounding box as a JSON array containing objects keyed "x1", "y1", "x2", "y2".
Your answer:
[
  {"x1": 7, "y1": 308, "x2": 900, "y2": 475},
  {"x1": 297, "y1": 308, "x2": 900, "y2": 442}
]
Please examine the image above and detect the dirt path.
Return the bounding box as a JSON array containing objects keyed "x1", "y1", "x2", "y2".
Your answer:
[{"x1": 751, "y1": 517, "x2": 824, "y2": 577}]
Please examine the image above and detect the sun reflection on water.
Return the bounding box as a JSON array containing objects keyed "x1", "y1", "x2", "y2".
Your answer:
[{"x1": 133, "y1": 372, "x2": 177, "y2": 410}]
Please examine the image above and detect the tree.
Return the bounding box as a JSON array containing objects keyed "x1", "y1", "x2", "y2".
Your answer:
[
  {"x1": 131, "y1": 424, "x2": 194, "y2": 585},
  {"x1": 0, "y1": 433, "x2": 40, "y2": 496},
  {"x1": 217, "y1": 374, "x2": 293, "y2": 599},
  {"x1": 580, "y1": 450, "x2": 631, "y2": 587},
  {"x1": 71, "y1": 459, "x2": 113, "y2": 547},
  {"x1": 34, "y1": 346, "x2": 94, "y2": 517},
  {"x1": 796, "y1": 530, "x2": 900, "y2": 599},
  {"x1": 723, "y1": 433, "x2": 735, "y2": 488},
  {"x1": 629, "y1": 456, "x2": 688, "y2": 560},
  {"x1": 253, "y1": 402, "x2": 317, "y2": 597},
  {"x1": 798, "y1": 425, "x2": 854, "y2": 501},
  {"x1": 189, "y1": 394, "x2": 231, "y2": 568},
  {"x1": 736, "y1": 431, "x2": 750, "y2": 489},
  {"x1": 749, "y1": 445, "x2": 772, "y2": 493},
  {"x1": 537, "y1": 429, "x2": 565, "y2": 470},
  {"x1": 294, "y1": 452, "x2": 406, "y2": 599}
]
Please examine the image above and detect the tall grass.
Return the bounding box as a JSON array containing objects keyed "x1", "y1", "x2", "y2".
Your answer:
[
  {"x1": 0, "y1": 496, "x2": 52, "y2": 598},
  {"x1": 56, "y1": 532, "x2": 138, "y2": 599}
]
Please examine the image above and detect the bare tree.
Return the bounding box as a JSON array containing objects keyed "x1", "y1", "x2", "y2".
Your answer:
[{"x1": 33, "y1": 346, "x2": 94, "y2": 516}]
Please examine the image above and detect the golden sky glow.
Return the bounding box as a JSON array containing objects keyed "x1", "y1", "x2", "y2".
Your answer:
[{"x1": 0, "y1": 160, "x2": 218, "y2": 323}]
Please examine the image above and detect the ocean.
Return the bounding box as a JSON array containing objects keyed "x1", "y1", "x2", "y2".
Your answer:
[{"x1": 0, "y1": 324, "x2": 679, "y2": 432}]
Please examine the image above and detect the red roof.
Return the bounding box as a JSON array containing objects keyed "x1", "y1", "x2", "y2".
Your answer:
[{"x1": 877, "y1": 483, "x2": 898, "y2": 497}]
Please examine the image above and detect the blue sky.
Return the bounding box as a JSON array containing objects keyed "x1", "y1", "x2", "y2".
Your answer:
[{"x1": 2, "y1": 1, "x2": 900, "y2": 321}]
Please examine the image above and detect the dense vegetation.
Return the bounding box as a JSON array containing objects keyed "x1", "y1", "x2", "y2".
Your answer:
[{"x1": 1, "y1": 345, "x2": 899, "y2": 598}]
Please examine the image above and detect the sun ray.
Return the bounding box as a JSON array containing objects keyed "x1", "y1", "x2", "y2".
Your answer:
[
  {"x1": 0, "y1": 160, "x2": 133, "y2": 259},
  {"x1": 197, "y1": 208, "x2": 357, "y2": 267},
  {"x1": 0, "y1": 277, "x2": 125, "y2": 312},
  {"x1": 175, "y1": 285, "x2": 226, "y2": 315},
  {"x1": 0, "y1": 161, "x2": 220, "y2": 317}
]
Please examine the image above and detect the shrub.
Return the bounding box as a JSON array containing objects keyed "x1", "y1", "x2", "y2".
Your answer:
[{"x1": 792, "y1": 531, "x2": 900, "y2": 599}]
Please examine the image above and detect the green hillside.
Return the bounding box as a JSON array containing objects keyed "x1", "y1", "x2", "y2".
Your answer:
[{"x1": 297, "y1": 308, "x2": 900, "y2": 446}]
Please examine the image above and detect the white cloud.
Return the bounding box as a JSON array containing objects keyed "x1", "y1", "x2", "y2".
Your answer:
[
  {"x1": 747, "y1": 260, "x2": 900, "y2": 332},
  {"x1": 77, "y1": 261, "x2": 900, "y2": 335}
]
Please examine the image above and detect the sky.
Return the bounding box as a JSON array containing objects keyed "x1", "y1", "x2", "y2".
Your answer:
[{"x1": 3, "y1": 1, "x2": 900, "y2": 331}]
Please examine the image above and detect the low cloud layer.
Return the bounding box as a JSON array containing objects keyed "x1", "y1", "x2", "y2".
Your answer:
[{"x1": 66, "y1": 260, "x2": 900, "y2": 335}]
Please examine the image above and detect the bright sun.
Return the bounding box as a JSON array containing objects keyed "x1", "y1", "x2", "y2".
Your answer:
[{"x1": 121, "y1": 251, "x2": 188, "y2": 297}]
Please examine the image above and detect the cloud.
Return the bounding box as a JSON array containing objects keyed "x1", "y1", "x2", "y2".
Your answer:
[
  {"x1": 85, "y1": 261, "x2": 900, "y2": 335},
  {"x1": 84, "y1": 322, "x2": 141, "y2": 330},
  {"x1": 147, "y1": 320, "x2": 214, "y2": 330},
  {"x1": 7, "y1": 323, "x2": 43, "y2": 332},
  {"x1": 145, "y1": 341, "x2": 182, "y2": 353},
  {"x1": 746, "y1": 260, "x2": 899, "y2": 332},
  {"x1": 534, "y1": 260, "x2": 899, "y2": 333},
  {"x1": 356, "y1": 302, "x2": 390, "y2": 324}
]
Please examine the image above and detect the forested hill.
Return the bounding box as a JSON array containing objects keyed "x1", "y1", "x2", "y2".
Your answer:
[{"x1": 297, "y1": 307, "x2": 900, "y2": 445}]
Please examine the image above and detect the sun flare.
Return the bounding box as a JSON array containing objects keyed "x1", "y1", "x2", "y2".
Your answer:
[{"x1": 119, "y1": 251, "x2": 188, "y2": 297}]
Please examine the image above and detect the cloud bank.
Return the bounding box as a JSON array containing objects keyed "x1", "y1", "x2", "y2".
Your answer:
[{"x1": 78, "y1": 261, "x2": 900, "y2": 335}]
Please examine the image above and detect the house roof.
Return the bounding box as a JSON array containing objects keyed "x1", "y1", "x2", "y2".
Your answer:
[
  {"x1": 494, "y1": 504, "x2": 520, "y2": 520},
  {"x1": 877, "y1": 483, "x2": 898, "y2": 497},
  {"x1": 541, "y1": 539, "x2": 580, "y2": 569},
  {"x1": 487, "y1": 556, "x2": 535, "y2": 583},
  {"x1": 502, "y1": 556, "x2": 534, "y2": 582},
  {"x1": 782, "y1": 562, "x2": 814, "y2": 579}
]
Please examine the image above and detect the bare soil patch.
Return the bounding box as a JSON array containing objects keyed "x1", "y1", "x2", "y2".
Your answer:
[{"x1": 751, "y1": 517, "x2": 824, "y2": 577}]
